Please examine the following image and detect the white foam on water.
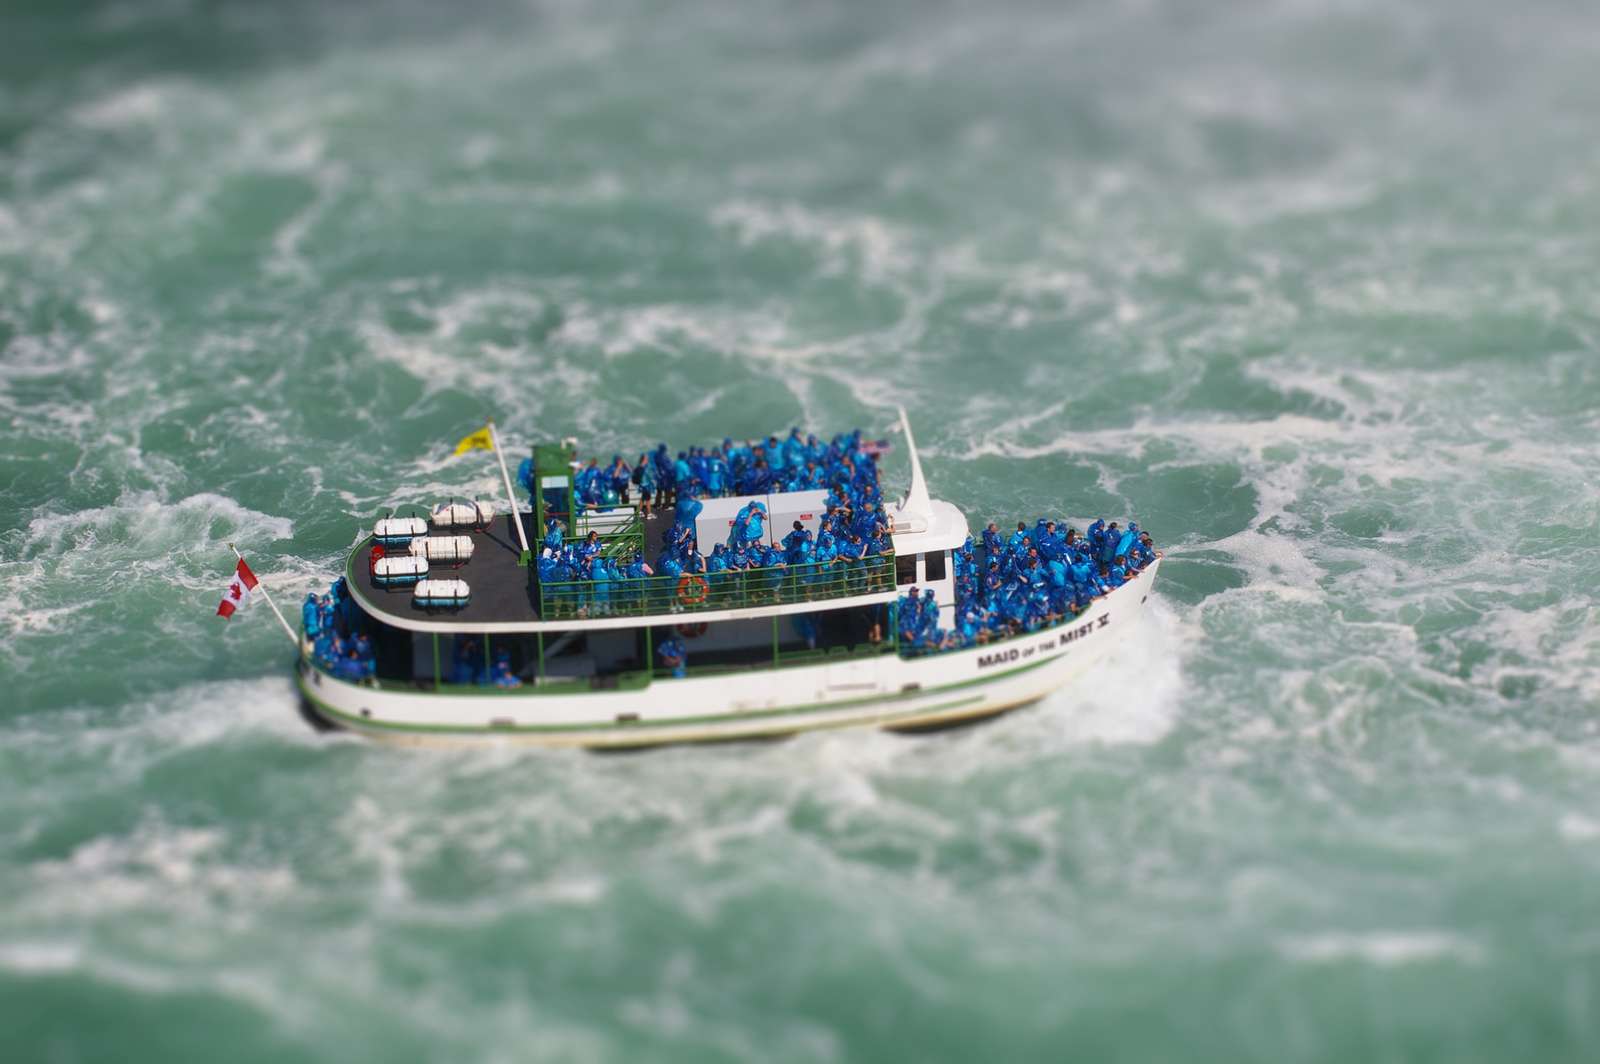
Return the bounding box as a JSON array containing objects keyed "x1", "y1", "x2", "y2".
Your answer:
[
  {"x1": 1280, "y1": 931, "x2": 1486, "y2": 968},
  {"x1": 1559, "y1": 814, "x2": 1600, "y2": 842},
  {"x1": 69, "y1": 82, "x2": 178, "y2": 129},
  {"x1": 711, "y1": 200, "x2": 912, "y2": 286}
]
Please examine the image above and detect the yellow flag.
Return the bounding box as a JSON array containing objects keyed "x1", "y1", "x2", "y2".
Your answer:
[{"x1": 454, "y1": 426, "x2": 493, "y2": 455}]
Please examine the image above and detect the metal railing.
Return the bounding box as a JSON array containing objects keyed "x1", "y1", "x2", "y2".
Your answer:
[
  {"x1": 542, "y1": 503, "x2": 646, "y2": 563},
  {"x1": 538, "y1": 553, "x2": 897, "y2": 620}
]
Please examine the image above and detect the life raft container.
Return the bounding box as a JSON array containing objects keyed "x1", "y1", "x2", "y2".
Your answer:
[
  {"x1": 371, "y1": 553, "x2": 428, "y2": 589},
  {"x1": 430, "y1": 500, "x2": 494, "y2": 532},
  {"x1": 373, "y1": 515, "x2": 427, "y2": 547},
  {"x1": 414, "y1": 578, "x2": 470, "y2": 611},
  {"x1": 408, "y1": 535, "x2": 474, "y2": 567}
]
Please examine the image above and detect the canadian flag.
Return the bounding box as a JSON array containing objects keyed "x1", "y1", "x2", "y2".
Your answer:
[{"x1": 217, "y1": 559, "x2": 259, "y2": 619}]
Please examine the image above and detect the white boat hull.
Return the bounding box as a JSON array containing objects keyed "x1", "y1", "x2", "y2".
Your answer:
[{"x1": 297, "y1": 560, "x2": 1161, "y2": 747}]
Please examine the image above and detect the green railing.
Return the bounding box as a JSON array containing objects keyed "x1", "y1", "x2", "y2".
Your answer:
[
  {"x1": 544, "y1": 503, "x2": 645, "y2": 563},
  {"x1": 538, "y1": 553, "x2": 896, "y2": 620},
  {"x1": 775, "y1": 641, "x2": 896, "y2": 669}
]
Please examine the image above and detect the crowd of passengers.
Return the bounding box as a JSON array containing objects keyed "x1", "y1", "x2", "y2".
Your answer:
[
  {"x1": 531, "y1": 427, "x2": 888, "y2": 516},
  {"x1": 534, "y1": 428, "x2": 895, "y2": 610},
  {"x1": 301, "y1": 578, "x2": 378, "y2": 681},
  {"x1": 898, "y1": 518, "x2": 1157, "y2": 652}
]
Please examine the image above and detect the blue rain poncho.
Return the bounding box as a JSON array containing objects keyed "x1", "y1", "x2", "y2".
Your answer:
[
  {"x1": 707, "y1": 453, "x2": 729, "y2": 495},
  {"x1": 790, "y1": 613, "x2": 819, "y2": 645},
  {"x1": 727, "y1": 503, "x2": 753, "y2": 549},
  {"x1": 782, "y1": 527, "x2": 812, "y2": 564},
  {"x1": 743, "y1": 504, "x2": 766, "y2": 546},
  {"x1": 302, "y1": 594, "x2": 321, "y2": 639},
  {"x1": 491, "y1": 650, "x2": 521, "y2": 689},
  {"x1": 657, "y1": 636, "x2": 687, "y2": 678}
]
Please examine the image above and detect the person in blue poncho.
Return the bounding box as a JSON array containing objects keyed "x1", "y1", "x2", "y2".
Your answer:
[
  {"x1": 743, "y1": 501, "x2": 767, "y2": 548},
  {"x1": 543, "y1": 519, "x2": 564, "y2": 554},
  {"x1": 491, "y1": 648, "x2": 522, "y2": 689},
  {"x1": 657, "y1": 636, "x2": 687, "y2": 679},
  {"x1": 982, "y1": 522, "x2": 1004, "y2": 560},
  {"x1": 649, "y1": 444, "x2": 673, "y2": 506},
  {"x1": 608, "y1": 455, "x2": 632, "y2": 503},
  {"x1": 811, "y1": 530, "x2": 838, "y2": 593},
  {"x1": 302, "y1": 593, "x2": 321, "y2": 640},
  {"x1": 451, "y1": 636, "x2": 482, "y2": 685},
  {"x1": 589, "y1": 556, "x2": 614, "y2": 615},
  {"x1": 1098, "y1": 522, "x2": 1122, "y2": 566},
  {"x1": 1086, "y1": 519, "x2": 1107, "y2": 554},
  {"x1": 1007, "y1": 522, "x2": 1030, "y2": 556},
  {"x1": 916, "y1": 588, "x2": 939, "y2": 639},
  {"x1": 838, "y1": 533, "x2": 866, "y2": 593},
  {"x1": 659, "y1": 551, "x2": 684, "y2": 581},
  {"x1": 898, "y1": 589, "x2": 922, "y2": 646},
  {"x1": 782, "y1": 521, "x2": 812, "y2": 564},
  {"x1": 1035, "y1": 522, "x2": 1063, "y2": 561},
  {"x1": 727, "y1": 502, "x2": 752, "y2": 550},
  {"x1": 675, "y1": 491, "x2": 703, "y2": 535},
  {"x1": 759, "y1": 545, "x2": 788, "y2": 598},
  {"x1": 631, "y1": 454, "x2": 655, "y2": 520},
  {"x1": 1115, "y1": 523, "x2": 1140, "y2": 564},
  {"x1": 790, "y1": 612, "x2": 819, "y2": 649},
  {"x1": 312, "y1": 628, "x2": 339, "y2": 669},
  {"x1": 745, "y1": 458, "x2": 773, "y2": 496},
  {"x1": 707, "y1": 448, "x2": 730, "y2": 496},
  {"x1": 517, "y1": 456, "x2": 536, "y2": 500},
  {"x1": 665, "y1": 452, "x2": 688, "y2": 497}
]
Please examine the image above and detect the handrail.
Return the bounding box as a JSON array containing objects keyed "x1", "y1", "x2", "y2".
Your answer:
[{"x1": 538, "y1": 553, "x2": 896, "y2": 620}]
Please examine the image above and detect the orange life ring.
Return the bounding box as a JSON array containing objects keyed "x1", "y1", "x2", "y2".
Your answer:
[
  {"x1": 677, "y1": 573, "x2": 709, "y2": 605},
  {"x1": 677, "y1": 621, "x2": 708, "y2": 638}
]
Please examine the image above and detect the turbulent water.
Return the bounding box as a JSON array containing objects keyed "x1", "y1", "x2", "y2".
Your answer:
[{"x1": 4, "y1": 0, "x2": 1600, "y2": 1059}]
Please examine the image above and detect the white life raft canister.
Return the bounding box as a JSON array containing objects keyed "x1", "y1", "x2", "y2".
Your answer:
[
  {"x1": 373, "y1": 515, "x2": 428, "y2": 547},
  {"x1": 409, "y1": 535, "x2": 475, "y2": 565},
  {"x1": 430, "y1": 501, "x2": 494, "y2": 532},
  {"x1": 372, "y1": 554, "x2": 429, "y2": 588},
  {"x1": 414, "y1": 578, "x2": 470, "y2": 610}
]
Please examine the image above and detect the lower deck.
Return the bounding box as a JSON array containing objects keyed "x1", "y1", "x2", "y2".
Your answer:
[{"x1": 299, "y1": 558, "x2": 1162, "y2": 745}]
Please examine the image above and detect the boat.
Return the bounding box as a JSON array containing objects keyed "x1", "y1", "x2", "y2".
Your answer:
[{"x1": 294, "y1": 413, "x2": 1162, "y2": 747}]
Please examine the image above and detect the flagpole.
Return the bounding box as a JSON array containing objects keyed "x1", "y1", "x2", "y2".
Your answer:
[
  {"x1": 230, "y1": 543, "x2": 300, "y2": 648},
  {"x1": 486, "y1": 416, "x2": 532, "y2": 558}
]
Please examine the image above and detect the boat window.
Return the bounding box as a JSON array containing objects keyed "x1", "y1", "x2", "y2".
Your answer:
[
  {"x1": 896, "y1": 554, "x2": 917, "y2": 586},
  {"x1": 924, "y1": 550, "x2": 946, "y2": 582}
]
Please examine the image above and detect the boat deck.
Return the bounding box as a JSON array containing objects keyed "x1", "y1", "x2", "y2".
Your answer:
[
  {"x1": 351, "y1": 513, "x2": 541, "y2": 628},
  {"x1": 347, "y1": 505, "x2": 898, "y2": 633}
]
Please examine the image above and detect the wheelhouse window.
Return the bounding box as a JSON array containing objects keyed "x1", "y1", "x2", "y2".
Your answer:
[
  {"x1": 923, "y1": 550, "x2": 946, "y2": 582},
  {"x1": 896, "y1": 554, "x2": 918, "y2": 586}
]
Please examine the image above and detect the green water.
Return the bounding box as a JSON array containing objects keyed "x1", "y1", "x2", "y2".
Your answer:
[{"x1": 3, "y1": 0, "x2": 1600, "y2": 1059}]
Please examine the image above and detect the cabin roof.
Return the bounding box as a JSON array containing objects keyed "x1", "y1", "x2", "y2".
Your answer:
[{"x1": 345, "y1": 511, "x2": 902, "y2": 635}]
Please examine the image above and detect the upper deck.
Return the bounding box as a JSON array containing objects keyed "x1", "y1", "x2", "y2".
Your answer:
[{"x1": 345, "y1": 509, "x2": 900, "y2": 634}]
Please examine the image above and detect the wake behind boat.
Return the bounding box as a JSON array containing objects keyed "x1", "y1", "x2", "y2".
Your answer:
[{"x1": 287, "y1": 412, "x2": 1162, "y2": 746}]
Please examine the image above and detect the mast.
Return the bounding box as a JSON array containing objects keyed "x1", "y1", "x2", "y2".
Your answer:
[
  {"x1": 229, "y1": 543, "x2": 300, "y2": 647},
  {"x1": 888, "y1": 405, "x2": 932, "y2": 530},
  {"x1": 487, "y1": 417, "x2": 532, "y2": 559}
]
